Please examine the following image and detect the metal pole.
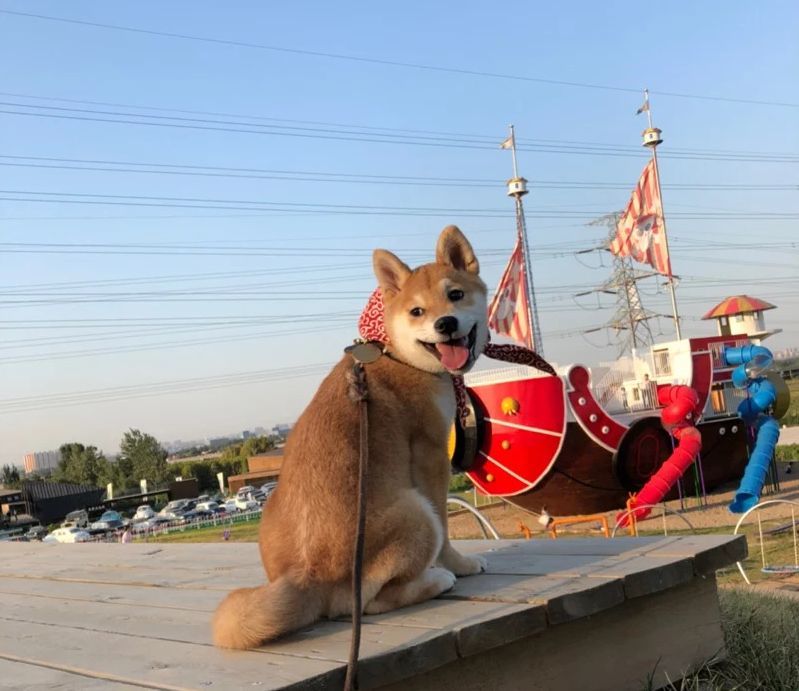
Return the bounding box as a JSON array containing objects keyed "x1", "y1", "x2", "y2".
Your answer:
[
  {"x1": 650, "y1": 147, "x2": 682, "y2": 340},
  {"x1": 508, "y1": 128, "x2": 544, "y2": 355},
  {"x1": 643, "y1": 90, "x2": 682, "y2": 340},
  {"x1": 517, "y1": 197, "x2": 542, "y2": 354}
]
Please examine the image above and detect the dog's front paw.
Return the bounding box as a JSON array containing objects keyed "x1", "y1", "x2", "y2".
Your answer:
[
  {"x1": 428, "y1": 567, "x2": 457, "y2": 594},
  {"x1": 458, "y1": 554, "x2": 487, "y2": 576},
  {"x1": 438, "y1": 550, "x2": 487, "y2": 577}
]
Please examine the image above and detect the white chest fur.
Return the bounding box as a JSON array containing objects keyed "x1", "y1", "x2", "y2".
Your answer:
[{"x1": 434, "y1": 378, "x2": 456, "y2": 427}]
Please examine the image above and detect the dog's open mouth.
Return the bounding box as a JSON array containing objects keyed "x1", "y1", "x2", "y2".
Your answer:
[{"x1": 419, "y1": 324, "x2": 477, "y2": 372}]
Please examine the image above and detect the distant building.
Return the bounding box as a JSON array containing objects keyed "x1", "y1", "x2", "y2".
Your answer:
[
  {"x1": 242, "y1": 430, "x2": 252, "y2": 440},
  {"x1": 271, "y1": 423, "x2": 293, "y2": 438},
  {"x1": 227, "y1": 448, "x2": 284, "y2": 494},
  {"x1": 22, "y1": 450, "x2": 61, "y2": 475}
]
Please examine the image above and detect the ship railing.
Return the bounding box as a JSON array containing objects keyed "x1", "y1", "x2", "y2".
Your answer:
[
  {"x1": 464, "y1": 364, "x2": 550, "y2": 387},
  {"x1": 593, "y1": 361, "x2": 637, "y2": 410},
  {"x1": 593, "y1": 357, "x2": 662, "y2": 415}
]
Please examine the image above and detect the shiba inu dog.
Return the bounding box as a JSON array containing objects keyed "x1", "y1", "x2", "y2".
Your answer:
[{"x1": 212, "y1": 225, "x2": 489, "y2": 650}]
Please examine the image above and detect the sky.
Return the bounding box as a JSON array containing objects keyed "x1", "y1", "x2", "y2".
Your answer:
[{"x1": 1, "y1": 1, "x2": 797, "y2": 464}]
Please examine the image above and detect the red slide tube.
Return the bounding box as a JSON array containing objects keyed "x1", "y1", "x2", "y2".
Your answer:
[{"x1": 618, "y1": 385, "x2": 702, "y2": 526}]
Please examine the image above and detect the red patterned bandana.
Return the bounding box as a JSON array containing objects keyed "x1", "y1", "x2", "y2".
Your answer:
[{"x1": 358, "y1": 288, "x2": 556, "y2": 422}]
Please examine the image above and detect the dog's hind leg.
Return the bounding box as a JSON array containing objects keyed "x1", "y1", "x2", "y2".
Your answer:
[{"x1": 359, "y1": 490, "x2": 454, "y2": 615}]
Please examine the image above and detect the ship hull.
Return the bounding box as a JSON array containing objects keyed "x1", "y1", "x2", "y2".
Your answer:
[{"x1": 499, "y1": 417, "x2": 748, "y2": 516}]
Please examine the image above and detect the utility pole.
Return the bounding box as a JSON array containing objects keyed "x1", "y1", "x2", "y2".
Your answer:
[{"x1": 585, "y1": 212, "x2": 658, "y2": 357}]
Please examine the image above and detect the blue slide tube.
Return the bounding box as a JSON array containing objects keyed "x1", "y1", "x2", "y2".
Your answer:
[
  {"x1": 737, "y1": 379, "x2": 777, "y2": 422},
  {"x1": 724, "y1": 344, "x2": 773, "y2": 368},
  {"x1": 729, "y1": 416, "x2": 781, "y2": 513}
]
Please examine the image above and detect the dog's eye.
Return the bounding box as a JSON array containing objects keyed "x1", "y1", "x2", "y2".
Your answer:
[
  {"x1": 409, "y1": 307, "x2": 424, "y2": 317},
  {"x1": 448, "y1": 289, "x2": 464, "y2": 302}
]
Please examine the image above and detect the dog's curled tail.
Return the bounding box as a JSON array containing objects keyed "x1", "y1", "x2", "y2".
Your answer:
[{"x1": 212, "y1": 577, "x2": 323, "y2": 649}]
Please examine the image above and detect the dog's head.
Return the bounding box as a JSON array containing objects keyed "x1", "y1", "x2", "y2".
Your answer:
[{"x1": 373, "y1": 225, "x2": 488, "y2": 375}]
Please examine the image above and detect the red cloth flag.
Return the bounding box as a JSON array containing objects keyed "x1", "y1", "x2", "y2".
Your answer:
[
  {"x1": 609, "y1": 160, "x2": 672, "y2": 276},
  {"x1": 487, "y1": 234, "x2": 532, "y2": 348}
]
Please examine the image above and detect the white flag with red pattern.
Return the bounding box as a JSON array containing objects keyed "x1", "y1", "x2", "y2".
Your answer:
[
  {"x1": 487, "y1": 234, "x2": 532, "y2": 348},
  {"x1": 609, "y1": 159, "x2": 672, "y2": 276}
]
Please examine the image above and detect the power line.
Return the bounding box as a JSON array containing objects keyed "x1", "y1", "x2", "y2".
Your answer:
[
  {"x1": 3, "y1": 103, "x2": 798, "y2": 162},
  {"x1": 0, "y1": 363, "x2": 334, "y2": 413},
  {"x1": 0, "y1": 322, "x2": 355, "y2": 366},
  {"x1": 2, "y1": 96, "x2": 796, "y2": 160},
  {"x1": 2, "y1": 192, "x2": 797, "y2": 219},
  {"x1": 2, "y1": 9, "x2": 796, "y2": 108},
  {"x1": 1, "y1": 155, "x2": 794, "y2": 189}
]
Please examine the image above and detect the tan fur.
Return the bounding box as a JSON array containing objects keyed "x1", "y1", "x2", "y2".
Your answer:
[{"x1": 212, "y1": 226, "x2": 488, "y2": 650}]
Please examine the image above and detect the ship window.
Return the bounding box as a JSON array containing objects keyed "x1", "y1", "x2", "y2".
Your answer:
[
  {"x1": 734, "y1": 314, "x2": 745, "y2": 322},
  {"x1": 653, "y1": 351, "x2": 671, "y2": 376},
  {"x1": 719, "y1": 316, "x2": 728, "y2": 326}
]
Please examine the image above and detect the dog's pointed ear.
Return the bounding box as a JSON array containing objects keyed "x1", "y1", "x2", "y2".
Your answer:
[
  {"x1": 373, "y1": 249, "x2": 412, "y2": 297},
  {"x1": 436, "y1": 225, "x2": 479, "y2": 274}
]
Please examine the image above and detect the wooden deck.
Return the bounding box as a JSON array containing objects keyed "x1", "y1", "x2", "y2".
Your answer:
[{"x1": 0, "y1": 536, "x2": 746, "y2": 691}]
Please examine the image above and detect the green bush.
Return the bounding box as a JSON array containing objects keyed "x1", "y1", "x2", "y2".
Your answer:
[
  {"x1": 776, "y1": 444, "x2": 799, "y2": 462},
  {"x1": 448, "y1": 473, "x2": 473, "y2": 493}
]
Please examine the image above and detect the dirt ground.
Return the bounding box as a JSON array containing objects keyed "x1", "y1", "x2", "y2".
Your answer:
[{"x1": 449, "y1": 465, "x2": 799, "y2": 539}]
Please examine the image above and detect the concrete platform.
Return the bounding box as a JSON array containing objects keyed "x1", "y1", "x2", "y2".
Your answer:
[{"x1": 0, "y1": 536, "x2": 746, "y2": 691}]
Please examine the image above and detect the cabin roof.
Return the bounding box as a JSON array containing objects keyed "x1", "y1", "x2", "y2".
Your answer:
[{"x1": 701, "y1": 295, "x2": 776, "y2": 320}]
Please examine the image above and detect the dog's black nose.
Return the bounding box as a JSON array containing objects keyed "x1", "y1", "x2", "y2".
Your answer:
[{"x1": 434, "y1": 316, "x2": 459, "y2": 336}]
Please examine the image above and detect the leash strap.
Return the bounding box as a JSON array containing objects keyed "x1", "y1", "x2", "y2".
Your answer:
[{"x1": 343, "y1": 352, "x2": 373, "y2": 691}]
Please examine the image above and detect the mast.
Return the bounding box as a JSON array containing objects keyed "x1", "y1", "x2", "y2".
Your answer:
[
  {"x1": 640, "y1": 90, "x2": 683, "y2": 340},
  {"x1": 503, "y1": 125, "x2": 544, "y2": 356}
]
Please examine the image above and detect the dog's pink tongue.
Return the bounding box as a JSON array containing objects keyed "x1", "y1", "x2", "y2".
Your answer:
[{"x1": 436, "y1": 341, "x2": 470, "y2": 371}]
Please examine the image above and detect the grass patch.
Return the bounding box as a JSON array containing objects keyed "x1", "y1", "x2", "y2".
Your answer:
[
  {"x1": 646, "y1": 588, "x2": 799, "y2": 690},
  {"x1": 140, "y1": 517, "x2": 261, "y2": 543}
]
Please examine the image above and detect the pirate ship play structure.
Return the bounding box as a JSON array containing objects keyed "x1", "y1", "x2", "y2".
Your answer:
[{"x1": 451, "y1": 98, "x2": 790, "y2": 518}]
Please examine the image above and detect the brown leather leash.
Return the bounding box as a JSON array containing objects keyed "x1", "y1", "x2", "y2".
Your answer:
[{"x1": 343, "y1": 342, "x2": 381, "y2": 691}]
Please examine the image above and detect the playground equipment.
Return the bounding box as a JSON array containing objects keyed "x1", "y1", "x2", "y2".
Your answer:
[
  {"x1": 546, "y1": 512, "x2": 610, "y2": 538},
  {"x1": 617, "y1": 385, "x2": 703, "y2": 526},
  {"x1": 733, "y1": 499, "x2": 799, "y2": 584},
  {"x1": 612, "y1": 501, "x2": 697, "y2": 537},
  {"x1": 446, "y1": 496, "x2": 500, "y2": 540},
  {"x1": 724, "y1": 345, "x2": 782, "y2": 513}
]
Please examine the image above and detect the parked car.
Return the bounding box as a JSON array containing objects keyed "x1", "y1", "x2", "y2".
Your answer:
[
  {"x1": 196, "y1": 500, "x2": 226, "y2": 514},
  {"x1": 43, "y1": 527, "x2": 92, "y2": 543},
  {"x1": 178, "y1": 508, "x2": 217, "y2": 523},
  {"x1": 234, "y1": 496, "x2": 260, "y2": 512},
  {"x1": 131, "y1": 516, "x2": 171, "y2": 534},
  {"x1": 133, "y1": 505, "x2": 155, "y2": 521},
  {"x1": 90, "y1": 510, "x2": 125, "y2": 532},
  {"x1": 25, "y1": 526, "x2": 49, "y2": 541},
  {"x1": 62, "y1": 509, "x2": 89, "y2": 529},
  {"x1": 159, "y1": 499, "x2": 193, "y2": 519},
  {"x1": 221, "y1": 499, "x2": 239, "y2": 514}
]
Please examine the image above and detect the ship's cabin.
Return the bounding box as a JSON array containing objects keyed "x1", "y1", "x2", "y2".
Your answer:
[{"x1": 593, "y1": 334, "x2": 754, "y2": 423}]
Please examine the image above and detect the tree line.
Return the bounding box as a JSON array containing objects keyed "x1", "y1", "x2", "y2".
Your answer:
[{"x1": 1, "y1": 431, "x2": 278, "y2": 495}]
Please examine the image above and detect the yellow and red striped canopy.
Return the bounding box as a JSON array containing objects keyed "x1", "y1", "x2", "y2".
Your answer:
[{"x1": 702, "y1": 295, "x2": 776, "y2": 320}]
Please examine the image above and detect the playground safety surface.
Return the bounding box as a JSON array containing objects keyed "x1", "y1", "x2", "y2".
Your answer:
[{"x1": 0, "y1": 536, "x2": 745, "y2": 691}]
